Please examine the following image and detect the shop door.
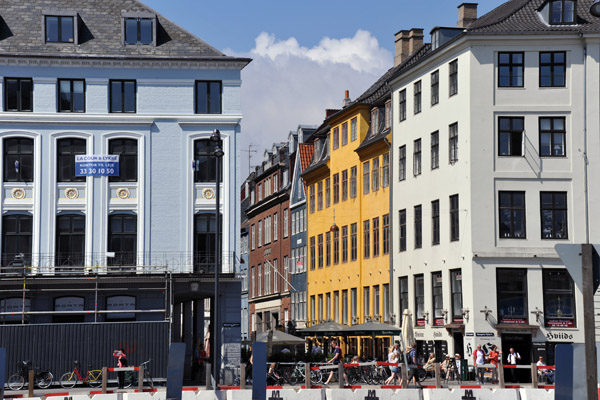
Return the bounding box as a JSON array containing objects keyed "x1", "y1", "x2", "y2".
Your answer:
[
  {"x1": 501, "y1": 333, "x2": 532, "y2": 383},
  {"x1": 453, "y1": 332, "x2": 464, "y2": 357}
]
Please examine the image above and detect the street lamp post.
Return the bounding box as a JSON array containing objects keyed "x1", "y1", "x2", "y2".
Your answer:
[{"x1": 210, "y1": 129, "x2": 224, "y2": 388}]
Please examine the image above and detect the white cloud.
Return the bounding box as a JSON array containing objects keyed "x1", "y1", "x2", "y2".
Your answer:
[{"x1": 228, "y1": 30, "x2": 393, "y2": 178}]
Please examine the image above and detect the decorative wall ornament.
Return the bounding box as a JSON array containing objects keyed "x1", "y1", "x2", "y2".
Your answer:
[
  {"x1": 65, "y1": 188, "x2": 79, "y2": 199},
  {"x1": 117, "y1": 188, "x2": 131, "y2": 200},
  {"x1": 202, "y1": 188, "x2": 215, "y2": 200},
  {"x1": 11, "y1": 188, "x2": 25, "y2": 200}
]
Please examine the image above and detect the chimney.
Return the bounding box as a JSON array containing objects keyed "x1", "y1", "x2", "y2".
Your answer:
[
  {"x1": 342, "y1": 90, "x2": 351, "y2": 108},
  {"x1": 408, "y1": 28, "x2": 424, "y2": 55},
  {"x1": 394, "y1": 30, "x2": 410, "y2": 66},
  {"x1": 457, "y1": 3, "x2": 478, "y2": 28},
  {"x1": 326, "y1": 109, "x2": 339, "y2": 118}
]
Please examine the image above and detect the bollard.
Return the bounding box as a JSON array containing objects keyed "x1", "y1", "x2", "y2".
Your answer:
[
  {"x1": 305, "y1": 363, "x2": 311, "y2": 388},
  {"x1": 435, "y1": 363, "x2": 441, "y2": 388},
  {"x1": 531, "y1": 363, "x2": 538, "y2": 388},
  {"x1": 240, "y1": 363, "x2": 246, "y2": 389},
  {"x1": 28, "y1": 369, "x2": 34, "y2": 398},
  {"x1": 338, "y1": 363, "x2": 344, "y2": 388},
  {"x1": 205, "y1": 362, "x2": 212, "y2": 390},
  {"x1": 138, "y1": 365, "x2": 144, "y2": 392},
  {"x1": 498, "y1": 363, "x2": 505, "y2": 388},
  {"x1": 102, "y1": 367, "x2": 108, "y2": 393}
]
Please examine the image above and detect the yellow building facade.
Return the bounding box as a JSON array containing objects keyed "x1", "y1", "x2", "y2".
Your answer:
[{"x1": 303, "y1": 87, "x2": 392, "y2": 359}]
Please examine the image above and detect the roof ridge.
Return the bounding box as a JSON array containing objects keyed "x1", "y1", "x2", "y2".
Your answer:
[{"x1": 467, "y1": 0, "x2": 532, "y2": 31}]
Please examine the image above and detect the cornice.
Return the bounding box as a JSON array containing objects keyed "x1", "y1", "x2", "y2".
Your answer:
[{"x1": 0, "y1": 113, "x2": 243, "y2": 126}]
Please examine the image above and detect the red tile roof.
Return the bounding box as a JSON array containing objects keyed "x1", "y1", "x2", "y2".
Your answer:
[{"x1": 298, "y1": 143, "x2": 314, "y2": 172}]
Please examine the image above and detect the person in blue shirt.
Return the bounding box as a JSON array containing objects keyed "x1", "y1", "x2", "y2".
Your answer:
[{"x1": 324, "y1": 340, "x2": 348, "y2": 386}]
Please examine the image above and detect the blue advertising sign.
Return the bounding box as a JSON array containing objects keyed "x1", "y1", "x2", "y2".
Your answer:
[{"x1": 75, "y1": 155, "x2": 119, "y2": 177}]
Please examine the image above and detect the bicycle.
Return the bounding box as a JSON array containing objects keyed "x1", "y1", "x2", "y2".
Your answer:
[
  {"x1": 123, "y1": 359, "x2": 154, "y2": 389},
  {"x1": 7, "y1": 361, "x2": 54, "y2": 390},
  {"x1": 281, "y1": 362, "x2": 305, "y2": 385},
  {"x1": 59, "y1": 361, "x2": 103, "y2": 388}
]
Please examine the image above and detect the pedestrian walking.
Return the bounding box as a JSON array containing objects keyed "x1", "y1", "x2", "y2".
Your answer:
[
  {"x1": 324, "y1": 339, "x2": 348, "y2": 386},
  {"x1": 400, "y1": 343, "x2": 423, "y2": 388},
  {"x1": 113, "y1": 348, "x2": 127, "y2": 389},
  {"x1": 384, "y1": 346, "x2": 400, "y2": 385},
  {"x1": 487, "y1": 345, "x2": 500, "y2": 383},
  {"x1": 506, "y1": 348, "x2": 521, "y2": 383},
  {"x1": 473, "y1": 344, "x2": 486, "y2": 384}
]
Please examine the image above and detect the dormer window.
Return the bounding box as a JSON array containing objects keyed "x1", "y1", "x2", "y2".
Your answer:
[
  {"x1": 122, "y1": 13, "x2": 156, "y2": 45},
  {"x1": 550, "y1": 0, "x2": 576, "y2": 24},
  {"x1": 371, "y1": 108, "x2": 379, "y2": 136},
  {"x1": 45, "y1": 15, "x2": 75, "y2": 43}
]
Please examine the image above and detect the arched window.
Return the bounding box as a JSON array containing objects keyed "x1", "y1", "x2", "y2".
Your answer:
[
  {"x1": 56, "y1": 213, "x2": 85, "y2": 268},
  {"x1": 2, "y1": 213, "x2": 32, "y2": 268},
  {"x1": 4, "y1": 137, "x2": 33, "y2": 182},
  {"x1": 193, "y1": 212, "x2": 221, "y2": 273},
  {"x1": 193, "y1": 139, "x2": 222, "y2": 183},
  {"x1": 108, "y1": 213, "x2": 137, "y2": 267},
  {"x1": 57, "y1": 138, "x2": 86, "y2": 182},
  {"x1": 109, "y1": 138, "x2": 137, "y2": 182}
]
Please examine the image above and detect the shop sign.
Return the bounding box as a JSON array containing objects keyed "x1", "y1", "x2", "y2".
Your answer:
[
  {"x1": 416, "y1": 319, "x2": 426, "y2": 327},
  {"x1": 434, "y1": 318, "x2": 445, "y2": 326},
  {"x1": 546, "y1": 332, "x2": 574, "y2": 341},
  {"x1": 75, "y1": 155, "x2": 119, "y2": 177},
  {"x1": 501, "y1": 318, "x2": 527, "y2": 324},
  {"x1": 476, "y1": 332, "x2": 494, "y2": 337},
  {"x1": 546, "y1": 319, "x2": 574, "y2": 328},
  {"x1": 466, "y1": 332, "x2": 474, "y2": 337},
  {"x1": 453, "y1": 318, "x2": 464, "y2": 323}
]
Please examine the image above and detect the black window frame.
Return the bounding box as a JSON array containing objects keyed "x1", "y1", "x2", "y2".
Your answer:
[
  {"x1": 383, "y1": 214, "x2": 390, "y2": 255},
  {"x1": 382, "y1": 153, "x2": 390, "y2": 188},
  {"x1": 399, "y1": 209, "x2": 406, "y2": 252},
  {"x1": 108, "y1": 213, "x2": 137, "y2": 267},
  {"x1": 415, "y1": 274, "x2": 425, "y2": 321},
  {"x1": 432, "y1": 199, "x2": 440, "y2": 245},
  {"x1": 498, "y1": 117, "x2": 524, "y2": 157},
  {"x1": 342, "y1": 225, "x2": 348, "y2": 263},
  {"x1": 108, "y1": 138, "x2": 138, "y2": 183},
  {"x1": 333, "y1": 229, "x2": 340, "y2": 264},
  {"x1": 398, "y1": 145, "x2": 406, "y2": 181},
  {"x1": 333, "y1": 173, "x2": 340, "y2": 204},
  {"x1": 539, "y1": 117, "x2": 566, "y2": 157},
  {"x1": 399, "y1": 276, "x2": 409, "y2": 316},
  {"x1": 497, "y1": 268, "x2": 528, "y2": 323},
  {"x1": 450, "y1": 269, "x2": 463, "y2": 322},
  {"x1": 413, "y1": 139, "x2": 421, "y2": 176},
  {"x1": 431, "y1": 131, "x2": 439, "y2": 170},
  {"x1": 342, "y1": 122, "x2": 348, "y2": 146},
  {"x1": 449, "y1": 123, "x2": 458, "y2": 164},
  {"x1": 499, "y1": 191, "x2": 526, "y2": 239},
  {"x1": 432, "y1": 271, "x2": 443, "y2": 321},
  {"x1": 310, "y1": 236, "x2": 315, "y2": 270},
  {"x1": 363, "y1": 219, "x2": 370, "y2": 259},
  {"x1": 549, "y1": 0, "x2": 576, "y2": 24},
  {"x1": 543, "y1": 269, "x2": 576, "y2": 327},
  {"x1": 363, "y1": 161, "x2": 370, "y2": 195},
  {"x1": 372, "y1": 157, "x2": 379, "y2": 192},
  {"x1": 55, "y1": 213, "x2": 85, "y2": 268},
  {"x1": 399, "y1": 89, "x2": 407, "y2": 121},
  {"x1": 333, "y1": 126, "x2": 340, "y2": 150},
  {"x1": 57, "y1": 138, "x2": 86, "y2": 183},
  {"x1": 350, "y1": 166, "x2": 357, "y2": 198},
  {"x1": 2, "y1": 213, "x2": 33, "y2": 267},
  {"x1": 342, "y1": 169, "x2": 348, "y2": 201},
  {"x1": 326, "y1": 231, "x2": 331, "y2": 266},
  {"x1": 449, "y1": 60, "x2": 458, "y2": 96},
  {"x1": 109, "y1": 80, "x2": 136, "y2": 113},
  {"x1": 193, "y1": 212, "x2": 222, "y2": 274},
  {"x1": 58, "y1": 79, "x2": 85, "y2": 113},
  {"x1": 318, "y1": 234, "x2": 323, "y2": 269},
  {"x1": 413, "y1": 80, "x2": 422, "y2": 114},
  {"x1": 193, "y1": 139, "x2": 223, "y2": 183},
  {"x1": 540, "y1": 51, "x2": 566, "y2": 87},
  {"x1": 4, "y1": 78, "x2": 33, "y2": 112},
  {"x1": 372, "y1": 217, "x2": 379, "y2": 257},
  {"x1": 431, "y1": 70, "x2": 439, "y2": 106},
  {"x1": 4, "y1": 137, "x2": 34, "y2": 182},
  {"x1": 414, "y1": 205, "x2": 422, "y2": 249},
  {"x1": 124, "y1": 17, "x2": 154, "y2": 45},
  {"x1": 540, "y1": 191, "x2": 568, "y2": 239},
  {"x1": 450, "y1": 194, "x2": 459, "y2": 241},
  {"x1": 498, "y1": 52, "x2": 524, "y2": 88},
  {"x1": 45, "y1": 15, "x2": 75, "y2": 44},
  {"x1": 195, "y1": 81, "x2": 222, "y2": 114}
]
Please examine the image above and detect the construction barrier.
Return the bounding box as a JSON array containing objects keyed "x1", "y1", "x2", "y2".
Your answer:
[{"x1": 422, "y1": 388, "x2": 520, "y2": 400}]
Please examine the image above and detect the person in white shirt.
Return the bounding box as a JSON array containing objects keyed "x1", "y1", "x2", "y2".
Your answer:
[
  {"x1": 507, "y1": 348, "x2": 521, "y2": 382},
  {"x1": 473, "y1": 344, "x2": 486, "y2": 384},
  {"x1": 536, "y1": 356, "x2": 554, "y2": 383}
]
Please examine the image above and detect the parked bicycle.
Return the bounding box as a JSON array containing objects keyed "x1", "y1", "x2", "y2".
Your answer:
[
  {"x1": 7, "y1": 361, "x2": 53, "y2": 390},
  {"x1": 123, "y1": 359, "x2": 154, "y2": 389},
  {"x1": 59, "y1": 361, "x2": 103, "y2": 388}
]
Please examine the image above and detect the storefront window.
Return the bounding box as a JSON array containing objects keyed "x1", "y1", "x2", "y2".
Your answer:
[
  {"x1": 497, "y1": 268, "x2": 528, "y2": 323},
  {"x1": 543, "y1": 269, "x2": 575, "y2": 327}
]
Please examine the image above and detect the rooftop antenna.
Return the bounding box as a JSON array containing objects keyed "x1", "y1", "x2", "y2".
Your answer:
[{"x1": 241, "y1": 143, "x2": 259, "y2": 175}]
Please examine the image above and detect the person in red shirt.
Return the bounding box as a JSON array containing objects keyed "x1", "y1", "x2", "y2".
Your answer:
[
  {"x1": 113, "y1": 348, "x2": 127, "y2": 389},
  {"x1": 487, "y1": 345, "x2": 501, "y2": 384}
]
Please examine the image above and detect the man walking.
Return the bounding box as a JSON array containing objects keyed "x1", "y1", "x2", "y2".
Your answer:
[
  {"x1": 507, "y1": 348, "x2": 521, "y2": 383},
  {"x1": 324, "y1": 340, "x2": 348, "y2": 386}
]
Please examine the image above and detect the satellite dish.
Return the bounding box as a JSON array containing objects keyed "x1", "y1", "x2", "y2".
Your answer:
[{"x1": 591, "y1": 0, "x2": 600, "y2": 17}]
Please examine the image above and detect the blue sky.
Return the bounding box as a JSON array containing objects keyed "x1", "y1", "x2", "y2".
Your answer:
[{"x1": 144, "y1": 0, "x2": 503, "y2": 176}]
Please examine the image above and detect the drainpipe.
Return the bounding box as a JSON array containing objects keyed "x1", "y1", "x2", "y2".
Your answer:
[{"x1": 579, "y1": 32, "x2": 590, "y2": 244}]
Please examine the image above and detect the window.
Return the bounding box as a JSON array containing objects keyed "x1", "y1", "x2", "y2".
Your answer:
[
  {"x1": 326, "y1": 231, "x2": 331, "y2": 266},
  {"x1": 273, "y1": 213, "x2": 278, "y2": 242},
  {"x1": 318, "y1": 234, "x2": 323, "y2": 268},
  {"x1": 350, "y1": 166, "x2": 357, "y2": 198},
  {"x1": 310, "y1": 295, "x2": 315, "y2": 322},
  {"x1": 431, "y1": 131, "x2": 439, "y2": 170},
  {"x1": 382, "y1": 153, "x2": 390, "y2": 188},
  {"x1": 317, "y1": 181, "x2": 323, "y2": 210},
  {"x1": 195, "y1": 81, "x2": 222, "y2": 114},
  {"x1": 351, "y1": 223, "x2": 358, "y2": 261},
  {"x1": 372, "y1": 157, "x2": 379, "y2": 192},
  {"x1": 398, "y1": 145, "x2": 406, "y2": 181},
  {"x1": 383, "y1": 284, "x2": 389, "y2": 322},
  {"x1": 351, "y1": 117, "x2": 358, "y2": 141},
  {"x1": 109, "y1": 139, "x2": 137, "y2": 182},
  {"x1": 58, "y1": 79, "x2": 85, "y2": 112},
  {"x1": 413, "y1": 139, "x2": 421, "y2": 176},
  {"x1": 193, "y1": 213, "x2": 221, "y2": 273},
  {"x1": 540, "y1": 117, "x2": 566, "y2": 157},
  {"x1": 543, "y1": 269, "x2": 575, "y2": 327},
  {"x1": 498, "y1": 52, "x2": 524, "y2": 87},
  {"x1": 342, "y1": 225, "x2": 348, "y2": 263},
  {"x1": 413, "y1": 81, "x2": 422, "y2": 114},
  {"x1": 450, "y1": 194, "x2": 459, "y2": 241},
  {"x1": 310, "y1": 185, "x2": 315, "y2": 213},
  {"x1": 194, "y1": 139, "x2": 222, "y2": 182},
  {"x1": 251, "y1": 225, "x2": 255, "y2": 250},
  {"x1": 540, "y1": 52, "x2": 566, "y2": 87},
  {"x1": 310, "y1": 237, "x2": 315, "y2": 270},
  {"x1": 399, "y1": 89, "x2": 407, "y2": 121},
  {"x1": 432, "y1": 200, "x2": 440, "y2": 245},
  {"x1": 374, "y1": 285, "x2": 380, "y2": 318},
  {"x1": 550, "y1": 0, "x2": 576, "y2": 24},
  {"x1": 383, "y1": 214, "x2": 390, "y2": 255},
  {"x1": 372, "y1": 217, "x2": 380, "y2": 257},
  {"x1": 385, "y1": 101, "x2": 391, "y2": 129},
  {"x1": 497, "y1": 268, "x2": 528, "y2": 323},
  {"x1": 414, "y1": 205, "x2": 422, "y2": 248},
  {"x1": 334, "y1": 291, "x2": 339, "y2": 322},
  {"x1": 342, "y1": 290, "x2": 349, "y2": 324},
  {"x1": 541, "y1": 192, "x2": 568, "y2": 239},
  {"x1": 4, "y1": 138, "x2": 33, "y2": 182},
  {"x1": 364, "y1": 286, "x2": 370, "y2": 319},
  {"x1": 432, "y1": 272, "x2": 443, "y2": 324},
  {"x1": 109, "y1": 80, "x2": 136, "y2": 113},
  {"x1": 318, "y1": 294, "x2": 323, "y2": 321},
  {"x1": 499, "y1": 117, "x2": 524, "y2": 156},
  {"x1": 449, "y1": 60, "x2": 458, "y2": 96},
  {"x1": 326, "y1": 293, "x2": 331, "y2": 320},
  {"x1": 351, "y1": 288, "x2": 357, "y2": 321},
  {"x1": 371, "y1": 108, "x2": 379, "y2": 135},
  {"x1": 342, "y1": 170, "x2": 348, "y2": 201},
  {"x1": 4, "y1": 78, "x2": 33, "y2": 112},
  {"x1": 273, "y1": 259, "x2": 278, "y2": 293},
  {"x1": 449, "y1": 123, "x2": 458, "y2": 163},
  {"x1": 283, "y1": 208, "x2": 288, "y2": 238},
  {"x1": 431, "y1": 70, "x2": 439, "y2": 105},
  {"x1": 333, "y1": 126, "x2": 340, "y2": 150},
  {"x1": 499, "y1": 191, "x2": 526, "y2": 238},
  {"x1": 56, "y1": 213, "x2": 85, "y2": 267},
  {"x1": 399, "y1": 277, "x2": 409, "y2": 315},
  {"x1": 2, "y1": 214, "x2": 32, "y2": 267},
  {"x1": 333, "y1": 229, "x2": 340, "y2": 264},
  {"x1": 258, "y1": 220, "x2": 262, "y2": 247},
  {"x1": 124, "y1": 17, "x2": 154, "y2": 45},
  {"x1": 325, "y1": 177, "x2": 331, "y2": 208},
  {"x1": 333, "y1": 173, "x2": 340, "y2": 204},
  {"x1": 45, "y1": 15, "x2": 74, "y2": 43},
  {"x1": 415, "y1": 275, "x2": 425, "y2": 322},
  {"x1": 258, "y1": 264, "x2": 262, "y2": 297},
  {"x1": 363, "y1": 220, "x2": 370, "y2": 259},
  {"x1": 342, "y1": 122, "x2": 348, "y2": 146},
  {"x1": 363, "y1": 161, "x2": 370, "y2": 195},
  {"x1": 450, "y1": 269, "x2": 463, "y2": 322},
  {"x1": 108, "y1": 214, "x2": 137, "y2": 267},
  {"x1": 57, "y1": 138, "x2": 86, "y2": 182},
  {"x1": 399, "y1": 209, "x2": 406, "y2": 252}
]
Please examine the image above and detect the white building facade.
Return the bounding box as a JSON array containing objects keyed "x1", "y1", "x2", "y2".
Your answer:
[{"x1": 390, "y1": 0, "x2": 600, "y2": 371}]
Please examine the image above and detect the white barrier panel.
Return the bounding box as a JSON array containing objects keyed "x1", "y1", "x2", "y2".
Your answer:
[
  {"x1": 389, "y1": 388, "x2": 423, "y2": 400},
  {"x1": 325, "y1": 388, "x2": 357, "y2": 400},
  {"x1": 422, "y1": 388, "x2": 519, "y2": 400},
  {"x1": 226, "y1": 389, "x2": 252, "y2": 400},
  {"x1": 72, "y1": 396, "x2": 95, "y2": 400},
  {"x1": 124, "y1": 393, "x2": 154, "y2": 400},
  {"x1": 297, "y1": 389, "x2": 326, "y2": 400},
  {"x1": 519, "y1": 388, "x2": 555, "y2": 400},
  {"x1": 92, "y1": 394, "x2": 121, "y2": 400},
  {"x1": 197, "y1": 390, "x2": 226, "y2": 400},
  {"x1": 353, "y1": 388, "x2": 394, "y2": 400},
  {"x1": 264, "y1": 389, "x2": 298, "y2": 400},
  {"x1": 17, "y1": 397, "x2": 42, "y2": 400},
  {"x1": 182, "y1": 390, "x2": 198, "y2": 400}
]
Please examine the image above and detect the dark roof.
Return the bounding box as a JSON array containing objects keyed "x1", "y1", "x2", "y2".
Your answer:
[
  {"x1": 468, "y1": 0, "x2": 600, "y2": 33},
  {"x1": 0, "y1": 0, "x2": 250, "y2": 63},
  {"x1": 355, "y1": 128, "x2": 390, "y2": 153}
]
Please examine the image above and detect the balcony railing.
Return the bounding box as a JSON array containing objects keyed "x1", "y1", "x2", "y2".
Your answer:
[{"x1": 0, "y1": 251, "x2": 237, "y2": 277}]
